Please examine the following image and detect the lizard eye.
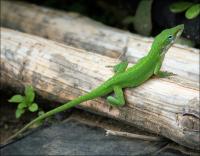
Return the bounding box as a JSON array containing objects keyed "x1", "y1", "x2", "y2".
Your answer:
[{"x1": 168, "y1": 35, "x2": 173, "y2": 41}]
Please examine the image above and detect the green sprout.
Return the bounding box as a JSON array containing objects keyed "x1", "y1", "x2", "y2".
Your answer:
[
  {"x1": 8, "y1": 85, "x2": 43, "y2": 118},
  {"x1": 170, "y1": 1, "x2": 200, "y2": 19}
]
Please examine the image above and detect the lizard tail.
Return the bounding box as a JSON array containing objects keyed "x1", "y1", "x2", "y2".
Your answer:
[{"x1": 5, "y1": 88, "x2": 107, "y2": 144}]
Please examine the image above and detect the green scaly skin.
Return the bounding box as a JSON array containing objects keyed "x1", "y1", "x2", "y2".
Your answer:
[{"x1": 7, "y1": 24, "x2": 184, "y2": 142}]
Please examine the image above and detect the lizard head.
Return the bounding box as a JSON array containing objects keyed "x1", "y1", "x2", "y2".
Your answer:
[{"x1": 151, "y1": 24, "x2": 184, "y2": 56}]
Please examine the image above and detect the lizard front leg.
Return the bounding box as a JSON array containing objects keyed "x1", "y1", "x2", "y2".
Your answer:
[{"x1": 154, "y1": 56, "x2": 175, "y2": 78}]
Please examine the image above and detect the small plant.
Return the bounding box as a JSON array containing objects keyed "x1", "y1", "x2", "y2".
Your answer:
[
  {"x1": 123, "y1": 0, "x2": 153, "y2": 36},
  {"x1": 8, "y1": 85, "x2": 43, "y2": 118},
  {"x1": 170, "y1": 1, "x2": 200, "y2": 19}
]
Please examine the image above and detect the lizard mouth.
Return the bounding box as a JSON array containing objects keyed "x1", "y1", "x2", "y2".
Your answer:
[
  {"x1": 175, "y1": 24, "x2": 184, "y2": 39},
  {"x1": 176, "y1": 29, "x2": 183, "y2": 39}
]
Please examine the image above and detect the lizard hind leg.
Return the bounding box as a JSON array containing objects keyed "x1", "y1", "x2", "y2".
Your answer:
[{"x1": 107, "y1": 86, "x2": 125, "y2": 107}]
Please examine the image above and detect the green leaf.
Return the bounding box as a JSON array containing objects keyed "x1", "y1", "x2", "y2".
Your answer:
[
  {"x1": 170, "y1": 2, "x2": 193, "y2": 13},
  {"x1": 17, "y1": 102, "x2": 27, "y2": 109},
  {"x1": 8, "y1": 95, "x2": 24, "y2": 103},
  {"x1": 28, "y1": 103, "x2": 38, "y2": 112},
  {"x1": 15, "y1": 109, "x2": 25, "y2": 118},
  {"x1": 185, "y1": 4, "x2": 200, "y2": 19},
  {"x1": 132, "y1": 0, "x2": 153, "y2": 36},
  {"x1": 25, "y1": 85, "x2": 35, "y2": 104}
]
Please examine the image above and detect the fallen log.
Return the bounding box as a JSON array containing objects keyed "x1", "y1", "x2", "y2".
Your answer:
[
  {"x1": 1, "y1": 0, "x2": 199, "y2": 91},
  {"x1": 1, "y1": 28, "x2": 199, "y2": 150}
]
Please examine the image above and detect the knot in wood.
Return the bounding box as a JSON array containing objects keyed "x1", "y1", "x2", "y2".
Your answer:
[{"x1": 180, "y1": 115, "x2": 200, "y2": 131}]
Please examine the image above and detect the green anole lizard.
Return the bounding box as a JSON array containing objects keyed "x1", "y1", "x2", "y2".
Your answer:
[{"x1": 7, "y1": 24, "x2": 184, "y2": 142}]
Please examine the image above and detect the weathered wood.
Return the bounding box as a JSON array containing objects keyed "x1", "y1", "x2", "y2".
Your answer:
[
  {"x1": 1, "y1": 0, "x2": 127, "y2": 58},
  {"x1": 1, "y1": 28, "x2": 199, "y2": 150},
  {"x1": 1, "y1": 1, "x2": 199, "y2": 90}
]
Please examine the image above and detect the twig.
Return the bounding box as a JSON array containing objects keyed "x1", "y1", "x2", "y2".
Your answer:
[{"x1": 105, "y1": 129, "x2": 165, "y2": 141}]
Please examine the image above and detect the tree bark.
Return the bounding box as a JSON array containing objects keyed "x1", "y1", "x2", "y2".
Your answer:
[{"x1": 1, "y1": 28, "x2": 199, "y2": 150}]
